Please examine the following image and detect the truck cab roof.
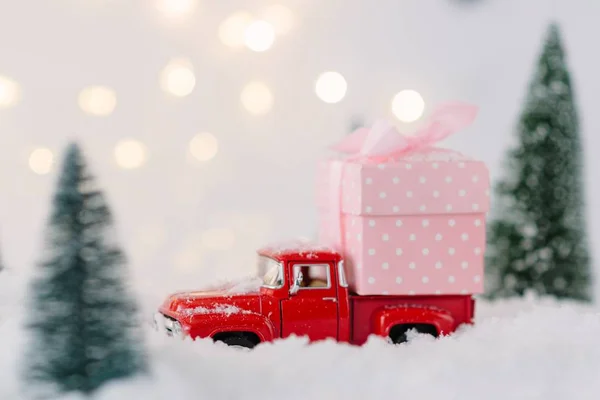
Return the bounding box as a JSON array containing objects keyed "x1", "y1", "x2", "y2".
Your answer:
[{"x1": 258, "y1": 239, "x2": 342, "y2": 264}]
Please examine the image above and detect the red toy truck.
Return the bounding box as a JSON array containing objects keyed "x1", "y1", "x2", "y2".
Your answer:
[
  {"x1": 156, "y1": 241, "x2": 475, "y2": 348},
  {"x1": 156, "y1": 107, "x2": 488, "y2": 348}
]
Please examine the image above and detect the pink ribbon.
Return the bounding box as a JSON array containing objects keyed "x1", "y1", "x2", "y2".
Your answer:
[
  {"x1": 326, "y1": 102, "x2": 478, "y2": 254},
  {"x1": 330, "y1": 102, "x2": 478, "y2": 161}
]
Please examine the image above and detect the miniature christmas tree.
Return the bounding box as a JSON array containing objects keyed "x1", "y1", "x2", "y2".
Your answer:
[
  {"x1": 23, "y1": 143, "x2": 148, "y2": 395},
  {"x1": 485, "y1": 23, "x2": 592, "y2": 301}
]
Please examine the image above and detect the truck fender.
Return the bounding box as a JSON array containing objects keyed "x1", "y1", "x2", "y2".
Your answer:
[
  {"x1": 371, "y1": 305, "x2": 455, "y2": 338},
  {"x1": 187, "y1": 312, "x2": 276, "y2": 342}
]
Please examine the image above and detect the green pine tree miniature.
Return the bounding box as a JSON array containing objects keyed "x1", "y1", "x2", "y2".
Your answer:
[
  {"x1": 485, "y1": 23, "x2": 592, "y2": 301},
  {"x1": 23, "y1": 143, "x2": 148, "y2": 396}
]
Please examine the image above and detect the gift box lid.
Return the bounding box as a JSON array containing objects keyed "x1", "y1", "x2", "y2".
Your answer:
[{"x1": 317, "y1": 147, "x2": 490, "y2": 216}]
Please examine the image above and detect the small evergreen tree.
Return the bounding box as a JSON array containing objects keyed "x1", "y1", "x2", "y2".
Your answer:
[
  {"x1": 23, "y1": 143, "x2": 147, "y2": 396},
  {"x1": 485, "y1": 23, "x2": 592, "y2": 301}
]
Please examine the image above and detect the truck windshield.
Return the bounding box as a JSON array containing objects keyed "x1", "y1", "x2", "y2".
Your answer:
[{"x1": 258, "y1": 256, "x2": 283, "y2": 288}]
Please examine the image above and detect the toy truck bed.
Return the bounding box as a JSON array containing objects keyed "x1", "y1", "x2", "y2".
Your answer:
[{"x1": 349, "y1": 294, "x2": 475, "y2": 345}]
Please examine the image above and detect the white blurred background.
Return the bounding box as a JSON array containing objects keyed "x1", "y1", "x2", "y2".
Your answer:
[{"x1": 1, "y1": 0, "x2": 599, "y2": 305}]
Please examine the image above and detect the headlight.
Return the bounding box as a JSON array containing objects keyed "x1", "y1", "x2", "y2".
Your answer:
[
  {"x1": 172, "y1": 321, "x2": 182, "y2": 336},
  {"x1": 154, "y1": 313, "x2": 184, "y2": 338},
  {"x1": 164, "y1": 317, "x2": 183, "y2": 338}
]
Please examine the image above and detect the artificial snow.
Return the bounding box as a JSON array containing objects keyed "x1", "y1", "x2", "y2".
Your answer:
[
  {"x1": 260, "y1": 238, "x2": 337, "y2": 257},
  {"x1": 175, "y1": 275, "x2": 263, "y2": 296},
  {"x1": 180, "y1": 304, "x2": 249, "y2": 316},
  {"x1": 226, "y1": 277, "x2": 263, "y2": 294},
  {"x1": 2, "y1": 271, "x2": 600, "y2": 399}
]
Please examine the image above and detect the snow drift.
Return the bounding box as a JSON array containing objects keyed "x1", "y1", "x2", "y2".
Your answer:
[{"x1": 2, "y1": 272, "x2": 600, "y2": 400}]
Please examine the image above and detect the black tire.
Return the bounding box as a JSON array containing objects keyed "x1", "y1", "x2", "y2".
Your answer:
[
  {"x1": 218, "y1": 335, "x2": 257, "y2": 349},
  {"x1": 391, "y1": 330, "x2": 410, "y2": 344},
  {"x1": 390, "y1": 324, "x2": 437, "y2": 344}
]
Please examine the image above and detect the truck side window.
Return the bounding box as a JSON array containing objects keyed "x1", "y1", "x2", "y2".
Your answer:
[{"x1": 293, "y1": 264, "x2": 330, "y2": 289}]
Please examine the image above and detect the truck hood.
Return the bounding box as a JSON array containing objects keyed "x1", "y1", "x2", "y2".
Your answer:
[{"x1": 161, "y1": 281, "x2": 263, "y2": 317}]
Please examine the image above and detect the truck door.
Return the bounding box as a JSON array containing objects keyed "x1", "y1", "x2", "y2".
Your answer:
[{"x1": 281, "y1": 262, "x2": 338, "y2": 341}]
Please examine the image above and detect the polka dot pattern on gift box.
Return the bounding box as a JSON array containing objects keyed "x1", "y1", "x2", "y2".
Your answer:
[
  {"x1": 345, "y1": 214, "x2": 486, "y2": 295},
  {"x1": 334, "y1": 158, "x2": 489, "y2": 217},
  {"x1": 317, "y1": 156, "x2": 489, "y2": 296}
]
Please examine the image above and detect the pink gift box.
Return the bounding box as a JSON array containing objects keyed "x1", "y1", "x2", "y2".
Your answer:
[{"x1": 316, "y1": 104, "x2": 490, "y2": 296}]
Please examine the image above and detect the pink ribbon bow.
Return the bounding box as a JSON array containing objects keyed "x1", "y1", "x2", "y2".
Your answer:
[{"x1": 330, "y1": 102, "x2": 478, "y2": 161}]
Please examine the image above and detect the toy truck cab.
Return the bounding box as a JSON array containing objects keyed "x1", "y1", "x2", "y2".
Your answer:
[
  {"x1": 156, "y1": 241, "x2": 474, "y2": 348},
  {"x1": 258, "y1": 244, "x2": 349, "y2": 342},
  {"x1": 156, "y1": 243, "x2": 344, "y2": 346}
]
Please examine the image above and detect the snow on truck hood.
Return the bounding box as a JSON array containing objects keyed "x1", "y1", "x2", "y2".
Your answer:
[{"x1": 163, "y1": 277, "x2": 263, "y2": 315}]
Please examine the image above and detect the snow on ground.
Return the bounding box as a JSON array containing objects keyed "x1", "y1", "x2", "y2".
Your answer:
[{"x1": 2, "y1": 272, "x2": 600, "y2": 400}]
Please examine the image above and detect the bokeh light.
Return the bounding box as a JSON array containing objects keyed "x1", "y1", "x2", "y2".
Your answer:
[
  {"x1": 156, "y1": 0, "x2": 197, "y2": 19},
  {"x1": 315, "y1": 71, "x2": 347, "y2": 104},
  {"x1": 201, "y1": 228, "x2": 236, "y2": 250},
  {"x1": 28, "y1": 148, "x2": 54, "y2": 175},
  {"x1": 391, "y1": 89, "x2": 425, "y2": 122},
  {"x1": 160, "y1": 58, "x2": 196, "y2": 97},
  {"x1": 114, "y1": 139, "x2": 147, "y2": 169},
  {"x1": 78, "y1": 86, "x2": 117, "y2": 116},
  {"x1": 0, "y1": 75, "x2": 20, "y2": 108},
  {"x1": 240, "y1": 81, "x2": 273, "y2": 115},
  {"x1": 218, "y1": 11, "x2": 254, "y2": 48},
  {"x1": 261, "y1": 5, "x2": 294, "y2": 35},
  {"x1": 173, "y1": 233, "x2": 207, "y2": 273},
  {"x1": 189, "y1": 132, "x2": 219, "y2": 162},
  {"x1": 244, "y1": 20, "x2": 275, "y2": 52}
]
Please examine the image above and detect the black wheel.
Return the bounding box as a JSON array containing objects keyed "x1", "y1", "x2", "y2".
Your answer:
[
  {"x1": 390, "y1": 330, "x2": 410, "y2": 344},
  {"x1": 389, "y1": 324, "x2": 437, "y2": 344},
  {"x1": 218, "y1": 335, "x2": 257, "y2": 350}
]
